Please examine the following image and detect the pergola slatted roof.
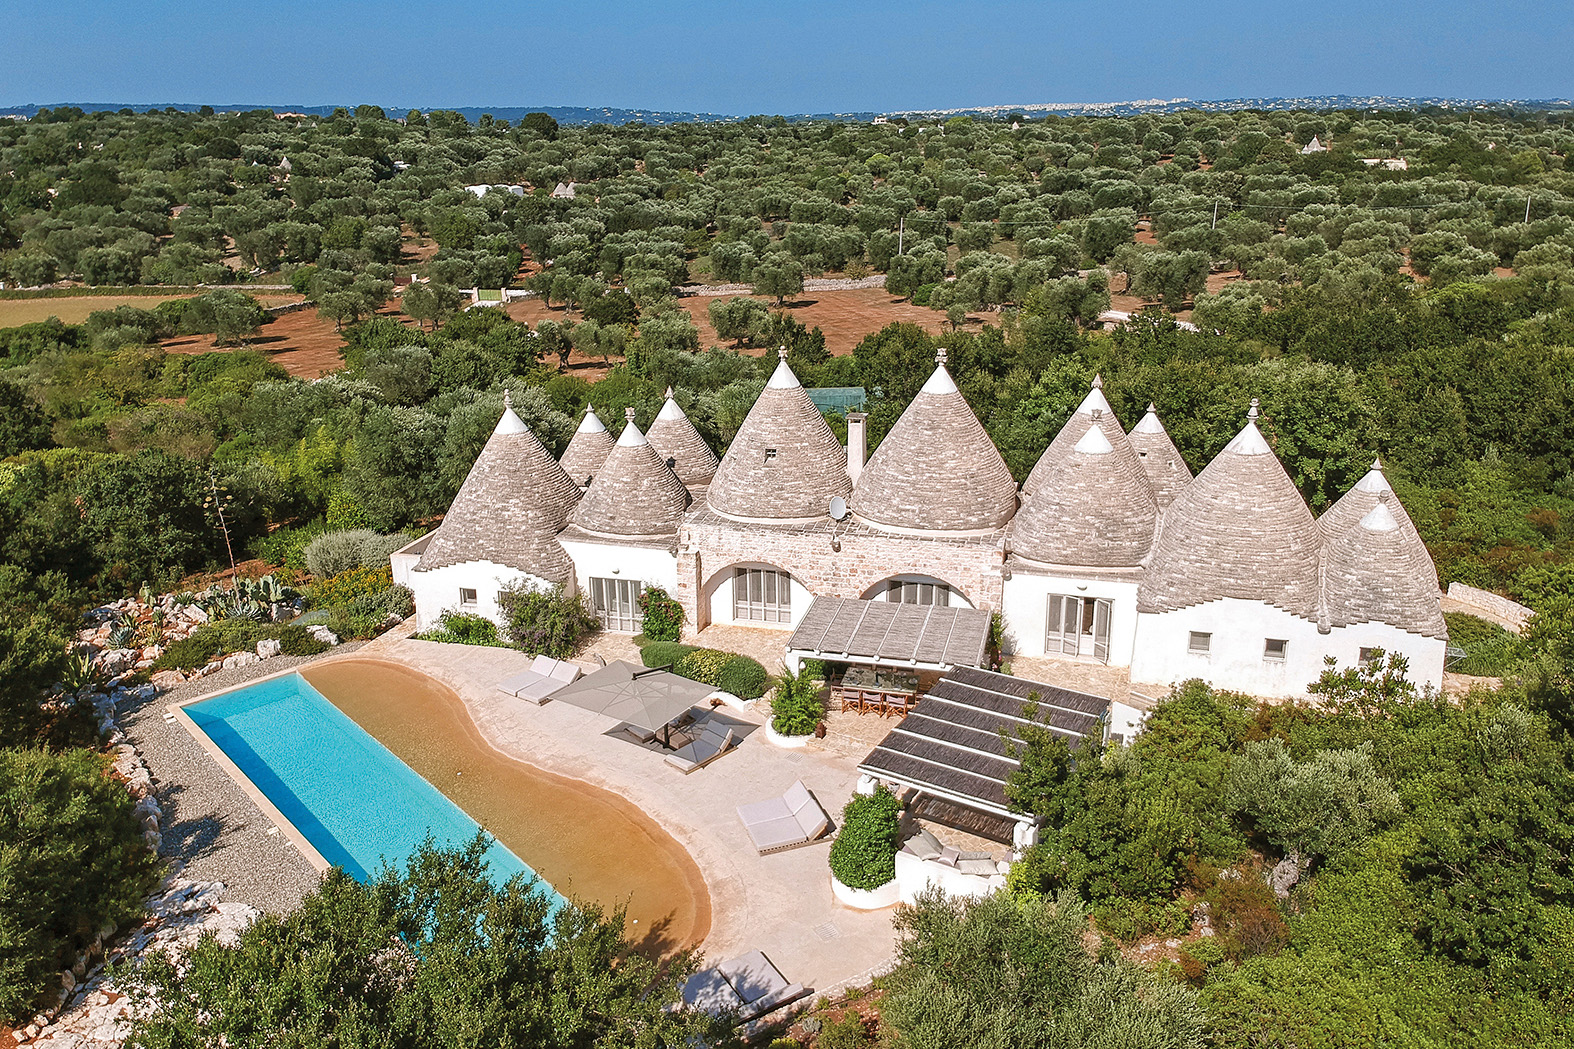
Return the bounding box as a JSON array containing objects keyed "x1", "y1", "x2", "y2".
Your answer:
[
  {"x1": 788, "y1": 597, "x2": 990, "y2": 668},
  {"x1": 857, "y1": 666, "x2": 1108, "y2": 818}
]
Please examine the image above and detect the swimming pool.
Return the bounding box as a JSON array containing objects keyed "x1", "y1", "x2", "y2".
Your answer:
[{"x1": 182, "y1": 671, "x2": 559, "y2": 901}]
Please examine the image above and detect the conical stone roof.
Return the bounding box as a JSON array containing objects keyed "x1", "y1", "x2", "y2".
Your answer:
[
  {"x1": 1024, "y1": 375, "x2": 1139, "y2": 497},
  {"x1": 646, "y1": 387, "x2": 720, "y2": 486},
  {"x1": 1319, "y1": 459, "x2": 1436, "y2": 585},
  {"x1": 1323, "y1": 497, "x2": 1448, "y2": 639},
  {"x1": 1011, "y1": 423, "x2": 1158, "y2": 567},
  {"x1": 1138, "y1": 402, "x2": 1323, "y2": 619},
  {"x1": 706, "y1": 352, "x2": 851, "y2": 521},
  {"x1": 1127, "y1": 403, "x2": 1193, "y2": 509},
  {"x1": 572, "y1": 410, "x2": 691, "y2": 537},
  {"x1": 853, "y1": 356, "x2": 1020, "y2": 533},
  {"x1": 418, "y1": 397, "x2": 579, "y2": 581},
  {"x1": 559, "y1": 404, "x2": 616, "y2": 487}
]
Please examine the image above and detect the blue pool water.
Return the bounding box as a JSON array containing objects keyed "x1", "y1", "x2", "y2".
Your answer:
[{"x1": 185, "y1": 672, "x2": 559, "y2": 901}]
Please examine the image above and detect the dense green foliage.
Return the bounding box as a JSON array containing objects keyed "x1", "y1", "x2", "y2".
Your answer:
[
  {"x1": 413, "y1": 610, "x2": 505, "y2": 647},
  {"x1": 1005, "y1": 660, "x2": 1574, "y2": 1045},
  {"x1": 828, "y1": 786, "x2": 902, "y2": 890},
  {"x1": 0, "y1": 747, "x2": 160, "y2": 1021},
  {"x1": 122, "y1": 837, "x2": 719, "y2": 1049},
  {"x1": 637, "y1": 640, "x2": 769, "y2": 698},
  {"x1": 769, "y1": 665, "x2": 825, "y2": 735},
  {"x1": 151, "y1": 619, "x2": 328, "y2": 670},
  {"x1": 881, "y1": 889, "x2": 1204, "y2": 1049},
  {"x1": 635, "y1": 585, "x2": 684, "y2": 642},
  {"x1": 497, "y1": 583, "x2": 598, "y2": 659}
]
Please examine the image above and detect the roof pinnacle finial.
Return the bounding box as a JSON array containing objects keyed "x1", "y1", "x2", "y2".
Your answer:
[
  {"x1": 625, "y1": 407, "x2": 636, "y2": 425},
  {"x1": 503, "y1": 388, "x2": 512, "y2": 410},
  {"x1": 1248, "y1": 397, "x2": 1260, "y2": 421},
  {"x1": 1147, "y1": 402, "x2": 1157, "y2": 413},
  {"x1": 1091, "y1": 374, "x2": 1103, "y2": 390},
  {"x1": 664, "y1": 385, "x2": 674, "y2": 399},
  {"x1": 778, "y1": 345, "x2": 788, "y2": 362},
  {"x1": 936, "y1": 346, "x2": 948, "y2": 367},
  {"x1": 1371, "y1": 455, "x2": 1383, "y2": 471}
]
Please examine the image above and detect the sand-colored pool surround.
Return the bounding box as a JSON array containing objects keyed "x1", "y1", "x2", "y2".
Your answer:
[
  {"x1": 177, "y1": 637, "x2": 903, "y2": 995},
  {"x1": 174, "y1": 659, "x2": 710, "y2": 956}
]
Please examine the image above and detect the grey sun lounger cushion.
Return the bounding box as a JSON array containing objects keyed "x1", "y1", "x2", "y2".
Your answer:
[
  {"x1": 737, "y1": 780, "x2": 831, "y2": 854},
  {"x1": 496, "y1": 655, "x2": 582, "y2": 704},
  {"x1": 663, "y1": 725, "x2": 736, "y2": 773},
  {"x1": 682, "y1": 950, "x2": 807, "y2": 1022}
]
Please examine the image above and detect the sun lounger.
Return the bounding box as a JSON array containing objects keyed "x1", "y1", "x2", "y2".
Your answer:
[
  {"x1": 663, "y1": 724, "x2": 736, "y2": 774},
  {"x1": 495, "y1": 655, "x2": 581, "y2": 704},
  {"x1": 681, "y1": 950, "x2": 807, "y2": 1022},
  {"x1": 736, "y1": 780, "x2": 831, "y2": 854}
]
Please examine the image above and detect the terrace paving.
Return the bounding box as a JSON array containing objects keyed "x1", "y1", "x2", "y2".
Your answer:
[{"x1": 378, "y1": 636, "x2": 902, "y2": 998}]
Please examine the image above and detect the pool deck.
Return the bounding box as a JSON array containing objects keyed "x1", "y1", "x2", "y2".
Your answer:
[{"x1": 356, "y1": 635, "x2": 901, "y2": 998}]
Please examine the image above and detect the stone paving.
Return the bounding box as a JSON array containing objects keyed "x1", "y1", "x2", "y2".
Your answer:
[{"x1": 375, "y1": 637, "x2": 902, "y2": 998}]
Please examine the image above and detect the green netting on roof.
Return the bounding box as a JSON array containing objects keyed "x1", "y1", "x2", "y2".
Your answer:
[{"x1": 807, "y1": 387, "x2": 866, "y2": 412}]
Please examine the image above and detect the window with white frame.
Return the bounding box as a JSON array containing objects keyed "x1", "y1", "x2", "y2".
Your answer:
[
  {"x1": 1264, "y1": 638, "x2": 1288, "y2": 663},
  {"x1": 589, "y1": 577, "x2": 642, "y2": 632},
  {"x1": 458, "y1": 587, "x2": 478, "y2": 606},
  {"x1": 1188, "y1": 631, "x2": 1211, "y2": 656},
  {"x1": 734, "y1": 567, "x2": 791, "y2": 623},
  {"x1": 887, "y1": 579, "x2": 950, "y2": 606},
  {"x1": 1358, "y1": 646, "x2": 1378, "y2": 668}
]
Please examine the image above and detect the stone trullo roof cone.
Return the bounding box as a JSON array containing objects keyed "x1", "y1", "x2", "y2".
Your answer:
[
  {"x1": 1138, "y1": 400, "x2": 1323, "y2": 619},
  {"x1": 1126, "y1": 403, "x2": 1194, "y2": 510},
  {"x1": 559, "y1": 404, "x2": 616, "y2": 487},
  {"x1": 1011, "y1": 422, "x2": 1158, "y2": 567},
  {"x1": 646, "y1": 386, "x2": 720, "y2": 486},
  {"x1": 1023, "y1": 375, "x2": 1143, "y2": 497},
  {"x1": 1322, "y1": 495, "x2": 1448, "y2": 639},
  {"x1": 1318, "y1": 458, "x2": 1436, "y2": 586},
  {"x1": 706, "y1": 349, "x2": 851, "y2": 521},
  {"x1": 853, "y1": 349, "x2": 1020, "y2": 532},
  {"x1": 418, "y1": 392, "x2": 580, "y2": 581},
  {"x1": 572, "y1": 409, "x2": 691, "y2": 537}
]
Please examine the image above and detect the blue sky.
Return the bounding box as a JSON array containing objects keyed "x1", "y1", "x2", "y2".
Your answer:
[{"x1": 1, "y1": 0, "x2": 1567, "y2": 113}]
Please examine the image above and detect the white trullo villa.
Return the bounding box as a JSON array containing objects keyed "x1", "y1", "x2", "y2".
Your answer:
[{"x1": 393, "y1": 352, "x2": 1447, "y2": 698}]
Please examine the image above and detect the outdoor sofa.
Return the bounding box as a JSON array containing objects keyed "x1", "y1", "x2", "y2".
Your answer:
[
  {"x1": 664, "y1": 723, "x2": 736, "y2": 773},
  {"x1": 680, "y1": 950, "x2": 807, "y2": 1022},
  {"x1": 894, "y1": 827, "x2": 1008, "y2": 904},
  {"x1": 495, "y1": 655, "x2": 581, "y2": 704},
  {"x1": 736, "y1": 780, "x2": 830, "y2": 854}
]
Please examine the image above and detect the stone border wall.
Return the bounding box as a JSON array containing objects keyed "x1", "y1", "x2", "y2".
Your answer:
[{"x1": 1445, "y1": 582, "x2": 1533, "y2": 633}]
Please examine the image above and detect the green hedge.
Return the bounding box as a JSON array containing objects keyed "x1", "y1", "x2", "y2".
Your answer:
[
  {"x1": 638, "y1": 643, "x2": 770, "y2": 699},
  {"x1": 640, "y1": 642, "x2": 697, "y2": 668},
  {"x1": 828, "y1": 786, "x2": 903, "y2": 890}
]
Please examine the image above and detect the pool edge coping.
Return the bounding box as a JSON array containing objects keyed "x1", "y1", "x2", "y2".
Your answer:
[{"x1": 169, "y1": 666, "x2": 334, "y2": 875}]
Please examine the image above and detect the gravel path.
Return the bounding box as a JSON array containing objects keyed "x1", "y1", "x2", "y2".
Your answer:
[{"x1": 117, "y1": 645, "x2": 367, "y2": 915}]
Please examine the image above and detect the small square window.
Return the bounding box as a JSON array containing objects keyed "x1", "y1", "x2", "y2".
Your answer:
[
  {"x1": 1188, "y1": 631, "x2": 1211, "y2": 656},
  {"x1": 1358, "y1": 647, "x2": 1378, "y2": 668},
  {"x1": 1264, "y1": 638, "x2": 1288, "y2": 662},
  {"x1": 458, "y1": 588, "x2": 478, "y2": 606},
  {"x1": 764, "y1": 447, "x2": 778, "y2": 462},
  {"x1": 1137, "y1": 449, "x2": 1148, "y2": 458}
]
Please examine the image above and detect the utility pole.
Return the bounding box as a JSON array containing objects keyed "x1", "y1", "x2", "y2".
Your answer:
[
  {"x1": 898, "y1": 214, "x2": 904, "y2": 255},
  {"x1": 1526, "y1": 195, "x2": 1533, "y2": 224},
  {"x1": 1211, "y1": 199, "x2": 1219, "y2": 230}
]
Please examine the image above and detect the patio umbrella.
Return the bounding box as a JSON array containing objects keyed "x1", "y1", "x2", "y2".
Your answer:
[{"x1": 549, "y1": 660, "x2": 715, "y2": 745}]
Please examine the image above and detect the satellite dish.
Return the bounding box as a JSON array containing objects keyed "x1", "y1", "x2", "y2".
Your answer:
[{"x1": 829, "y1": 496, "x2": 849, "y2": 521}]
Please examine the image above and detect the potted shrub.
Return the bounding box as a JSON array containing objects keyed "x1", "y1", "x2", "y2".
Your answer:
[
  {"x1": 828, "y1": 786, "x2": 902, "y2": 908},
  {"x1": 766, "y1": 665, "x2": 823, "y2": 747}
]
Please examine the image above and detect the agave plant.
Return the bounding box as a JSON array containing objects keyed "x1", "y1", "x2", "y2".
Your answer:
[
  {"x1": 60, "y1": 651, "x2": 100, "y2": 691},
  {"x1": 106, "y1": 612, "x2": 138, "y2": 650}
]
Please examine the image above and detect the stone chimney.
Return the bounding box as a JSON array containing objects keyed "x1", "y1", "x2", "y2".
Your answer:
[{"x1": 845, "y1": 411, "x2": 868, "y2": 485}]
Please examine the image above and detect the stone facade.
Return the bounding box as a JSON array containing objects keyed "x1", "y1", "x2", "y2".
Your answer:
[{"x1": 677, "y1": 509, "x2": 1006, "y2": 633}]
